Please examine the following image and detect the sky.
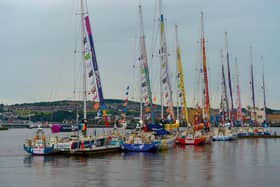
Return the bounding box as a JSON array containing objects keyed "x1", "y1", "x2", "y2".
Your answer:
[{"x1": 0, "y1": 0, "x2": 280, "y2": 109}]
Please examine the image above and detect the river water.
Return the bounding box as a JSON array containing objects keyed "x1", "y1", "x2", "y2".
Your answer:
[{"x1": 0, "y1": 128, "x2": 280, "y2": 187}]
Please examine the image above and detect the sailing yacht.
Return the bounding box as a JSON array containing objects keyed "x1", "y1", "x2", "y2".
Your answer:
[
  {"x1": 122, "y1": 2, "x2": 161, "y2": 152},
  {"x1": 24, "y1": 0, "x2": 123, "y2": 155},
  {"x1": 213, "y1": 32, "x2": 237, "y2": 141}
]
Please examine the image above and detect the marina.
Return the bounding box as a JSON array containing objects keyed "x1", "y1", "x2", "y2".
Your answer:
[
  {"x1": 1, "y1": 0, "x2": 280, "y2": 186},
  {"x1": 1, "y1": 128, "x2": 280, "y2": 187}
]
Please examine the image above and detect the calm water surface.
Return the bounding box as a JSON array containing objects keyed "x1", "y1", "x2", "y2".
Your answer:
[{"x1": 0, "y1": 128, "x2": 280, "y2": 187}]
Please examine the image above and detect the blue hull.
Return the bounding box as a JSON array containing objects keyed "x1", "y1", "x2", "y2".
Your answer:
[
  {"x1": 213, "y1": 136, "x2": 237, "y2": 141},
  {"x1": 238, "y1": 132, "x2": 249, "y2": 137},
  {"x1": 24, "y1": 145, "x2": 56, "y2": 155},
  {"x1": 122, "y1": 143, "x2": 160, "y2": 152}
]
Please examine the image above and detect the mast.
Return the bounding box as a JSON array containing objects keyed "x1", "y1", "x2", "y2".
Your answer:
[
  {"x1": 235, "y1": 57, "x2": 243, "y2": 127},
  {"x1": 159, "y1": 0, "x2": 163, "y2": 119},
  {"x1": 220, "y1": 49, "x2": 229, "y2": 122},
  {"x1": 175, "y1": 24, "x2": 189, "y2": 125},
  {"x1": 176, "y1": 54, "x2": 179, "y2": 121},
  {"x1": 261, "y1": 56, "x2": 267, "y2": 123},
  {"x1": 158, "y1": 0, "x2": 175, "y2": 122},
  {"x1": 201, "y1": 11, "x2": 211, "y2": 124},
  {"x1": 84, "y1": 3, "x2": 109, "y2": 127},
  {"x1": 139, "y1": 60, "x2": 143, "y2": 121},
  {"x1": 250, "y1": 45, "x2": 256, "y2": 123},
  {"x1": 80, "y1": 0, "x2": 87, "y2": 120},
  {"x1": 139, "y1": 2, "x2": 155, "y2": 124},
  {"x1": 225, "y1": 32, "x2": 234, "y2": 127}
]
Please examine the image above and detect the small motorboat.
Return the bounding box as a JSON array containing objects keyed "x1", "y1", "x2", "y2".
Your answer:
[{"x1": 23, "y1": 128, "x2": 59, "y2": 155}]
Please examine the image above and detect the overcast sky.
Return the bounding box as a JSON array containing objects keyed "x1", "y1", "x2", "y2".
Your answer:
[{"x1": 0, "y1": 0, "x2": 279, "y2": 109}]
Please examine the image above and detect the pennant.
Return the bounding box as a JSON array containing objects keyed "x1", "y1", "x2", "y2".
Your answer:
[
  {"x1": 167, "y1": 107, "x2": 170, "y2": 113},
  {"x1": 153, "y1": 96, "x2": 156, "y2": 102},
  {"x1": 94, "y1": 102, "x2": 100, "y2": 111},
  {"x1": 88, "y1": 70, "x2": 93, "y2": 77},
  {"x1": 145, "y1": 107, "x2": 150, "y2": 113},
  {"x1": 177, "y1": 84, "x2": 181, "y2": 89},
  {"x1": 162, "y1": 77, "x2": 167, "y2": 84},
  {"x1": 84, "y1": 36, "x2": 87, "y2": 44},
  {"x1": 141, "y1": 81, "x2": 147, "y2": 87},
  {"x1": 103, "y1": 110, "x2": 109, "y2": 128},
  {"x1": 91, "y1": 87, "x2": 96, "y2": 94},
  {"x1": 85, "y1": 53, "x2": 90, "y2": 60},
  {"x1": 144, "y1": 100, "x2": 149, "y2": 106},
  {"x1": 92, "y1": 94, "x2": 98, "y2": 101}
]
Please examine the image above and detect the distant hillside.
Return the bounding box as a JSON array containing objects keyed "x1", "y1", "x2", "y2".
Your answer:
[{"x1": 1, "y1": 100, "x2": 280, "y2": 124}]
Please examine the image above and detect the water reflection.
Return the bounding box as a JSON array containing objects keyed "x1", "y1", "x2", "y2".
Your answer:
[{"x1": 5, "y1": 128, "x2": 279, "y2": 187}]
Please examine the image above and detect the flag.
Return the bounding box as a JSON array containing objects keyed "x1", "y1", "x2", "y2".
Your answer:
[
  {"x1": 92, "y1": 94, "x2": 98, "y2": 101},
  {"x1": 162, "y1": 77, "x2": 167, "y2": 84},
  {"x1": 88, "y1": 70, "x2": 93, "y2": 77},
  {"x1": 85, "y1": 53, "x2": 90, "y2": 60},
  {"x1": 145, "y1": 107, "x2": 150, "y2": 113},
  {"x1": 153, "y1": 96, "x2": 157, "y2": 102},
  {"x1": 84, "y1": 36, "x2": 87, "y2": 44},
  {"x1": 94, "y1": 102, "x2": 100, "y2": 111},
  {"x1": 141, "y1": 81, "x2": 147, "y2": 87},
  {"x1": 91, "y1": 87, "x2": 96, "y2": 94},
  {"x1": 103, "y1": 110, "x2": 109, "y2": 128}
]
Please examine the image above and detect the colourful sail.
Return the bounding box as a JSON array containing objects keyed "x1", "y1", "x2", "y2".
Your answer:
[
  {"x1": 159, "y1": 0, "x2": 175, "y2": 122},
  {"x1": 201, "y1": 11, "x2": 211, "y2": 125},
  {"x1": 85, "y1": 16, "x2": 109, "y2": 127},
  {"x1": 139, "y1": 4, "x2": 155, "y2": 124},
  {"x1": 175, "y1": 24, "x2": 189, "y2": 124}
]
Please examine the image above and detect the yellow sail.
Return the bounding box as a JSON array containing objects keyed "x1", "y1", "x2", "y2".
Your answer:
[{"x1": 175, "y1": 25, "x2": 189, "y2": 125}]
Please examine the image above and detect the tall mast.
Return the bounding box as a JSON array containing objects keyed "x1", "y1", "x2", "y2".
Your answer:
[
  {"x1": 176, "y1": 50, "x2": 179, "y2": 121},
  {"x1": 80, "y1": 0, "x2": 87, "y2": 120},
  {"x1": 250, "y1": 45, "x2": 256, "y2": 122},
  {"x1": 139, "y1": 2, "x2": 155, "y2": 124},
  {"x1": 201, "y1": 11, "x2": 211, "y2": 123},
  {"x1": 159, "y1": 0, "x2": 164, "y2": 119},
  {"x1": 159, "y1": 0, "x2": 175, "y2": 122},
  {"x1": 261, "y1": 56, "x2": 267, "y2": 123},
  {"x1": 139, "y1": 61, "x2": 143, "y2": 121},
  {"x1": 175, "y1": 24, "x2": 189, "y2": 125},
  {"x1": 84, "y1": 1, "x2": 109, "y2": 127},
  {"x1": 225, "y1": 32, "x2": 234, "y2": 127},
  {"x1": 235, "y1": 57, "x2": 243, "y2": 127},
  {"x1": 220, "y1": 49, "x2": 229, "y2": 122}
]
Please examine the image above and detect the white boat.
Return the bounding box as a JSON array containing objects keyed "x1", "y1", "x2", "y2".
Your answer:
[{"x1": 24, "y1": 128, "x2": 59, "y2": 155}]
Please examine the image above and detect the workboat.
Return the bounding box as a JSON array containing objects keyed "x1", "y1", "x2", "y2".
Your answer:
[{"x1": 23, "y1": 128, "x2": 59, "y2": 155}]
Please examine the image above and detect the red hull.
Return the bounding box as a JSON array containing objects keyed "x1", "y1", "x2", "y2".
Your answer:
[{"x1": 176, "y1": 136, "x2": 205, "y2": 145}]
